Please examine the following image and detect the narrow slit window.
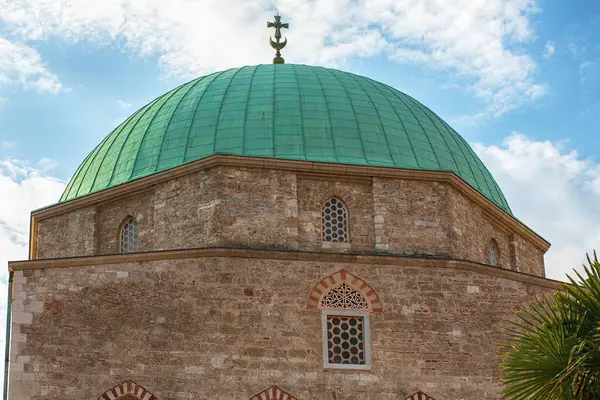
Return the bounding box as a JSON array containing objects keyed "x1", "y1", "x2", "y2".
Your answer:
[
  {"x1": 322, "y1": 197, "x2": 348, "y2": 243},
  {"x1": 489, "y1": 239, "x2": 499, "y2": 266},
  {"x1": 120, "y1": 217, "x2": 140, "y2": 253}
]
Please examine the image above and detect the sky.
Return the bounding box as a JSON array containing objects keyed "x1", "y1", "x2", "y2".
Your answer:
[{"x1": 0, "y1": 0, "x2": 599, "y2": 379}]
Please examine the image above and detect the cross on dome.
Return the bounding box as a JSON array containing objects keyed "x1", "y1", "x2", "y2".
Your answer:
[{"x1": 267, "y1": 14, "x2": 289, "y2": 64}]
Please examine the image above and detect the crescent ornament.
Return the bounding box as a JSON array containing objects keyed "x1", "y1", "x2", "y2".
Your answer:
[{"x1": 270, "y1": 37, "x2": 287, "y2": 50}]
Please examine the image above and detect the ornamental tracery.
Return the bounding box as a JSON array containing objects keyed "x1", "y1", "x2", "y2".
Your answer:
[
  {"x1": 309, "y1": 270, "x2": 380, "y2": 369},
  {"x1": 307, "y1": 269, "x2": 381, "y2": 313},
  {"x1": 321, "y1": 283, "x2": 369, "y2": 310}
]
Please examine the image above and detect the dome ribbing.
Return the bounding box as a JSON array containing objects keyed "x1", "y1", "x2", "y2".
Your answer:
[{"x1": 61, "y1": 64, "x2": 511, "y2": 214}]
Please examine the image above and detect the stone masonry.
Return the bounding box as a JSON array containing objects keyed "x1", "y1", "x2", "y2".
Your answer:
[
  {"x1": 9, "y1": 157, "x2": 556, "y2": 399},
  {"x1": 33, "y1": 162, "x2": 547, "y2": 276},
  {"x1": 9, "y1": 254, "x2": 558, "y2": 400}
]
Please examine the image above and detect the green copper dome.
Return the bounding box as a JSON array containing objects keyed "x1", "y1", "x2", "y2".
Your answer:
[{"x1": 61, "y1": 64, "x2": 511, "y2": 213}]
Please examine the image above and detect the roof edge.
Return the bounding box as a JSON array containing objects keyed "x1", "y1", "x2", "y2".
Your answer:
[{"x1": 10, "y1": 246, "x2": 563, "y2": 289}]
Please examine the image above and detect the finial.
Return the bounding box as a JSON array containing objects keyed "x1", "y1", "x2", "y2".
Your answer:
[{"x1": 267, "y1": 14, "x2": 289, "y2": 64}]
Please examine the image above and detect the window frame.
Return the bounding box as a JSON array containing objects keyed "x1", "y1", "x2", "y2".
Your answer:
[{"x1": 321, "y1": 309, "x2": 371, "y2": 370}]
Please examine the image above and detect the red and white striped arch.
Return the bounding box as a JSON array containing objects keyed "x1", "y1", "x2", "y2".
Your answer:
[
  {"x1": 97, "y1": 380, "x2": 158, "y2": 400},
  {"x1": 250, "y1": 386, "x2": 297, "y2": 400},
  {"x1": 406, "y1": 391, "x2": 436, "y2": 400},
  {"x1": 307, "y1": 269, "x2": 382, "y2": 312}
]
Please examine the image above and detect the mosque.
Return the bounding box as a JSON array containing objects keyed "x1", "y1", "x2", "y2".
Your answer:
[{"x1": 6, "y1": 16, "x2": 562, "y2": 400}]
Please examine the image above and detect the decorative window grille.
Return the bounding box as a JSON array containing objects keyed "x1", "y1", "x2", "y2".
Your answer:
[
  {"x1": 490, "y1": 239, "x2": 499, "y2": 266},
  {"x1": 321, "y1": 309, "x2": 370, "y2": 369},
  {"x1": 321, "y1": 283, "x2": 369, "y2": 311},
  {"x1": 314, "y1": 272, "x2": 376, "y2": 370},
  {"x1": 120, "y1": 217, "x2": 140, "y2": 253},
  {"x1": 321, "y1": 197, "x2": 348, "y2": 243},
  {"x1": 326, "y1": 314, "x2": 365, "y2": 365}
]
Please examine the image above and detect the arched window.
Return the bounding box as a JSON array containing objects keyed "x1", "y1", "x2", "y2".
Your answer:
[
  {"x1": 489, "y1": 239, "x2": 499, "y2": 267},
  {"x1": 250, "y1": 386, "x2": 297, "y2": 400},
  {"x1": 120, "y1": 216, "x2": 140, "y2": 253},
  {"x1": 406, "y1": 392, "x2": 436, "y2": 400},
  {"x1": 308, "y1": 269, "x2": 381, "y2": 370},
  {"x1": 97, "y1": 380, "x2": 158, "y2": 400},
  {"x1": 322, "y1": 197, "x2": 348, "y2": 243}
]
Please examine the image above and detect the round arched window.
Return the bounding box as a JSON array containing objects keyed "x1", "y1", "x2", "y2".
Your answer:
[
  {"x1": 322, "y1": 197, "x2": 348, "y2": 243},
  {"x1": 120, "y1": 217, "x2": 140, "y2": 253}
]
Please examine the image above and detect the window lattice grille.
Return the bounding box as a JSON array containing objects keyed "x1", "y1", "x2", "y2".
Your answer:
[
  {"x1": 321, "y1": 283, "x2": 369, "y2": 310},
  {"x1": 327, "y1": 315, "x2": 365, "y2": 365},
  {"x1": 120, "y1": 217, "x2": 140, "y2": 253},
  {"x1": 322, "y1": 197, "x2": 348, "y2": 242}
]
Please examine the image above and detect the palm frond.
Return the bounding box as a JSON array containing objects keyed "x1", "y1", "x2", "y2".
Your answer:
[{"x1": 501, "y1": 252, "x2": 600, "y2": 400}]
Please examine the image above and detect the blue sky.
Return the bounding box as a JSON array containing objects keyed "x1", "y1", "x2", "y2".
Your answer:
[
  {"x1": 1, "y1": 1, "x2": 600, "y2": 182},
  {"x1": 0, "y1": 0, "x2": 600, "y2": 287}
]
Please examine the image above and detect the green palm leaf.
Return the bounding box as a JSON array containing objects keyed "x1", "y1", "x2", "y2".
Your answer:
[{"x1": 501, "y1": 252, "x2": 600, "y2": 400}]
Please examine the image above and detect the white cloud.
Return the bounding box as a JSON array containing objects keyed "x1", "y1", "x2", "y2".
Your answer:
[
  {"x1": 543, "y1": 41, "x2": 555, "y2": 58},
  {"x1": 0, "y1": 158, "x2": 65, "y2": 384},
  {"x1": 0, "y1": 159, "x2": 65, "y2": 276},
  {"x1": 0, "y1": 36, "x2": 62, "y2": 93},
  {"x1": 0, "y1": 0, "x2": 545, "y2": 118},
  {"x1": 0, "y1": 140, "x2": 14, "y2": 148},
  {"x1": 116, "y1": 99, "x2": 131, "y2": 109},
  {"x1": 568, "y1": 42, "x2": 579, "y2": 55},
  {"x1": 474, "y1": 133, "x2": 600, "y2": 281},
  {"x1": 381, "y1": 0, "x2": 547, "y2": 117},
  {"x1": 579, "y1": 60, "x2": 597, "y2": 83}
]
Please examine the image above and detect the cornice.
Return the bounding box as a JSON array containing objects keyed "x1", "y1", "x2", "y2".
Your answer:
[{"x1": 9, "y1": 247, "x2": 563, "y2": 290}]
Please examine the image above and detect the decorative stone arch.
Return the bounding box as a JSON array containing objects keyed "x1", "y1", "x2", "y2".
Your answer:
[
  {"x1": 250, "y1": 386, "x2": 297, "y2": 400},
  {"x1": 97, "y1": 380, "x2": 158, "y2": 400},
  {"x1": 307, "y1": 269, "x2": 381, "y2": 312},
  {"x1": 405, "y1": 392, "x2": 436, "y2": 400}
]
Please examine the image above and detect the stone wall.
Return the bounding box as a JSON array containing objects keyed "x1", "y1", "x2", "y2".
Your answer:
[
  {"x1": 511, "y1": 234, "x2": 546, "y2": 277},
  {"x1": 33, "y1": 166, "x2": 547, "y2": 277},
  {"x1": 447, "y1": 187, "x2": 544, "y2": 275},
  {"x1": 372, "y1": 178, "x2": 451, "y2": 257},
  {"x1": 152, "y1": 169, "x2": 219, "y2": 251},
  {"x1": 216, "y1": 168, "x2": 298, "y2": 250},
  {"x1": 97, "y1": 190, "x2": 155, "y2": 255},
  {"x1": 448, "y1": 186, "x2": 511, "y2": 268},
  {"x1": 297, "y1": 176, "x2": 373, "y2": 253},
  {"x1": 36, "y1": 207, "x2": 97, "y2": 259},
  {"x1": 9, "y1": 255, "x2": 557, "y2": 400}
]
